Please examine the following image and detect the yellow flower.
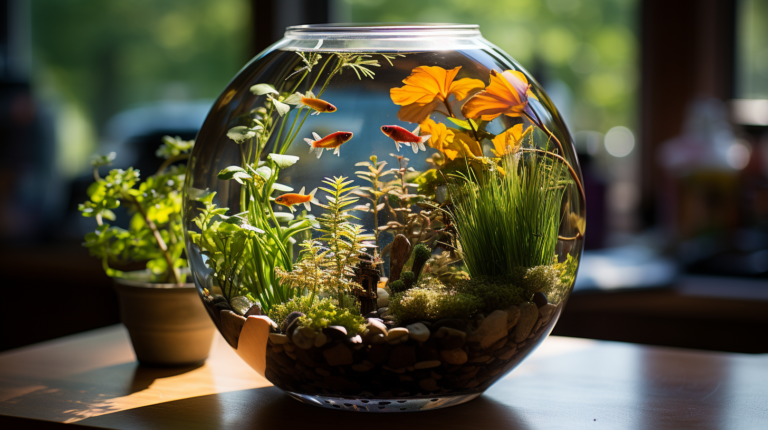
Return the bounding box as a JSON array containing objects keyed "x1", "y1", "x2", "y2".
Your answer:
[
  {"x1": 419, "y1": 119, "x2": 482, "y2": 161},
  {"x1": 461, "y1": 70, "x2": 537, "y2": 121},
  {"x1": 491, "y1": 124, "x2": 533, "y2": 157},
  {"x1": 391, "y1": 66, "x2": 485, "y2": 123}
]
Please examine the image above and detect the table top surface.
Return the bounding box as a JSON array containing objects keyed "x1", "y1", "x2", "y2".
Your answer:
[{"x1": 0, "y1": 325, "x2": 766, "y2": 430}]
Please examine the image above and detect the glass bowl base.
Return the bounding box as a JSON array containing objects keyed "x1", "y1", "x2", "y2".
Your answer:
[{"x1": 286, "y1": 391, "x2": 482, "y2": 412}]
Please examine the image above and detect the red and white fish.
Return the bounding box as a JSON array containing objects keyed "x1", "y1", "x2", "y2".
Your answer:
[
  {"x1": 284, "y1": 91, "x2": 337, "y2": 115},
  {"x1": 304, "y1": 131, "x2": 354, "y2": 159},
  {"x1": 381, "y1": 125, "x2": 431, "y2": 154},
  {"x1": 274, "y1": 186, "x2": 319, "y2": 212}
]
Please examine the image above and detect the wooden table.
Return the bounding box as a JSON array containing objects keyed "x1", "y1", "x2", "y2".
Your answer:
[{"x1": 1, "y1": 326, "x2": 766, "y2": 429}]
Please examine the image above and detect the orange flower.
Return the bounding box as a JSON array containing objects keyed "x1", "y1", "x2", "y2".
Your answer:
[
  {"x1": 491, "y1": 124, "x2": 533, "y2": 157},
  {"x1": 461, "y1": 70, "x2": 537, "y2": 121},
  {"x1": 419, "y1": 119, "x2": 482, "y2": 161},
  {"x1": 391, "y1": 66, "x2": 484, "y2": 123}
]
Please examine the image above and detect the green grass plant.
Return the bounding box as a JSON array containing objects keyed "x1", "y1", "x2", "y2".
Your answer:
[{"x1": 448, "y1": 152, "x2": 570, "y2": 278}]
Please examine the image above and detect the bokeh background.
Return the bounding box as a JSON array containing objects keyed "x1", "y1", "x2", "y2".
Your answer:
[{"x1": 1, "y1": 0, "x2": 766, "y2": 353}]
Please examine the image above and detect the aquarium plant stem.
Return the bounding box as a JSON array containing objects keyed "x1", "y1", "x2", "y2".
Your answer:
[{"x1": 128, "y1": 194, "x2": 181, "y2": 285}]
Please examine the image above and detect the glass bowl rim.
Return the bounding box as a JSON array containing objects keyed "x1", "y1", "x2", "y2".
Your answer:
[{"x1": 284, "y1": 22, "x2": 482, "y2": 39}]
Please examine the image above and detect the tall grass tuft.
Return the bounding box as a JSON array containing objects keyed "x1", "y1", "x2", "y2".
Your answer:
[{"x1": 448, "y1": 153, "x2": 569, "y2": 278}]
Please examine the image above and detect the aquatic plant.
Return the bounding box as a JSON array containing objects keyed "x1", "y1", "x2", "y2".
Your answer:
[
  {"x1": 410, "y1": 243, "x2": 431, "y2": 280},
  {"x1": 354, "y1": 155, "x2": 396, "y2": 252},
  {"x1": 316, "y1": 176, "x2": 375, "y2": 306},
  {"x1": 80, "y1": 136, "x2": 193, "y2": 284},
  {"x1": 448, "y1": 152, "x2": 570, "y2": 278},
  {"x1": 400, "y1": 270, "x2": 416, "y2": 289}
]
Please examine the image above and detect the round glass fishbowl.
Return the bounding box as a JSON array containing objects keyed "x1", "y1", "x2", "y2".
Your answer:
[{"x1": 184, "y1": 23, "x2": 585, "y2": 412}]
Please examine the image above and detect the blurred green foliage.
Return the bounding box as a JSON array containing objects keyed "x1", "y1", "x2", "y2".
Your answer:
[
  {"x1": 737, "y1": 0, "x2": 768, "y2": 99},
  {"x1": 343, "y1": 0, "x2": 638, "y2": 133}
]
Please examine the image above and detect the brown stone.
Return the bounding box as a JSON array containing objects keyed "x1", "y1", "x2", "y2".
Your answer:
[
  {"x1": 219, "y1": 310, "x2": 246, "y2": 348},
  {"x1": 532, "y1": 291, "x2": 548, "y2": 308},
  {"x1": 515, "y1": 302, "x2": 538, "y2": 342},
  {"x1": 388, "y1": 344, "x2": 417, "y2": 369},
  {"x1": 506, "y1": 305, "x2": 521, "y2": 330},
  {"x1": 419, "y1": 378, "x2": 439, "y2": 392},
  {"x1": 440, "y1": 348, "x2": 468, "y2": 365},
  {"x1": 388, "y1": 234, "x2": 411, "y2": 283},
  {"x1": 323, "y1": 343, "x2": 354, "y2": 366},
  {"x1": 435, "y1": 326, "x2": 467, "y2": 349},
  {"x1": 467, "y1": 310, "x2": 508, "y2": 349}
]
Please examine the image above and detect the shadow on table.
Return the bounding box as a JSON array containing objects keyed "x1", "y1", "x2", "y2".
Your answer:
[
  {"x1": 0, "y1": 361, "x2": 203, "y2": 422},
  {"x1": 77, "y1": 386, "x2": 532, "y2": 430}
]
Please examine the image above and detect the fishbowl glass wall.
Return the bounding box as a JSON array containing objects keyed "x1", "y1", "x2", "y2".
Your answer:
[{"x1": 184, "y1": 24, "x2": 585, "y2": 412}]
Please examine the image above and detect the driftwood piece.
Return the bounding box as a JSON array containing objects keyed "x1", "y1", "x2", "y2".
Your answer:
[{"x1": 388, "y1": 234, "x2": 411, "y2": 283}]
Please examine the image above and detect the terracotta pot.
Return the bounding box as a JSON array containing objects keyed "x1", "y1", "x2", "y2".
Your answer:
[{"x1": 114, "y1": 275, "x2": 215, "y2": 366}]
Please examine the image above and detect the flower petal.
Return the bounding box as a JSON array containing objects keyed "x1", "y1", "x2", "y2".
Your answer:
[
  {"x1": 390, "y1": 85, "x2": 437, "y2": 106},
  {"x1": 403, "y1": 66, "x2": 447, "y2": 100},
  {"x1": 461, "y1": 90, "x2": 512, "y2": 120},
  {"x1": 448, "y1": 77, "x2": 486, "y2": 101},
  {"x1": 397, "y1": 100, "x2": 440, "y2": 123},
  {"x1": 420, "y1": 118, "x2": 455, "y2": 151},
  {"x1": 491, "y1": 124, "x2": 530, "y2": 157}
]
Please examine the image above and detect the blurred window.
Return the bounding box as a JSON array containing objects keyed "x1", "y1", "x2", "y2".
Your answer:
[
  {"x1": 30, "y1": 0, "x2": 251, "y2": 177},
  {"x1": 736, "y1": 0, "x2": 768, "y2": 99}
]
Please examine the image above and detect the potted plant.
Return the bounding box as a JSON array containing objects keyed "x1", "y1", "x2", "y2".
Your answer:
[{"x1": 80, "y1": 136, "x2": 215, "y2": 366}]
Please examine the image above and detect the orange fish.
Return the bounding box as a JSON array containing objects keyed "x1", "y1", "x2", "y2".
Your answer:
[
  {"x1": 304, "y1": 131, "x2": 354, "y2": 159},
  {"x1": 284, "y1": 91, "x2": 337, "y2": 115},
  {"x1": 381, "y1": 125, "x2": 431, "y2": 154},
  {"x1": 274, "y1": 186, "x2": 318, "y2": 212}
]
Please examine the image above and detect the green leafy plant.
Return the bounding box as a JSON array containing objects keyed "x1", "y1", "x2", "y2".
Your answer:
[
  {"x1": 80, "y1": 136, "x2": 193, "y2": 284},
  {"x1": 298, "y1": 298, "x2": 366, "y2": 334},
  {"x1": 448, "y1": 152, "x2": 570, "y2": 279},
  {"x1": 388, "y1": 277, "x2": 483, "y2": 324}
]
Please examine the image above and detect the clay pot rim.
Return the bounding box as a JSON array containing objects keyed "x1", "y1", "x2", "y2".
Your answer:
[{"x1": 113, "y1": 270, "x2": 195, "y2": 290}]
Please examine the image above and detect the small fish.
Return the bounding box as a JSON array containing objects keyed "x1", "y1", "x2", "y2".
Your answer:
[
  {"x1": 381, "y1": 125, "x2": 430, "y2": 154},
  {"x1": 304, "y1": 131, "x2": 354, "y2": 159},
  {"x1": 284, "y1": 91, "x2": 337, "y2": 115},
  {"x1": 275, "y1": 186, "x2": 319, "y2": 212}
]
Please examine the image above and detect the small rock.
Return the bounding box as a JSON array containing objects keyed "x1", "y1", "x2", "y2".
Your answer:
[
  {"x1": 369, "y1": 333, "x2": 387, "y2": 345},
  {"x1": 506, "y1": 305, "x2": 521, "y2": 330},
  {"x1": 364, "y1": 319, "x2": 388, "y2": 340},
  {"x1": 431, "y1": 319, "x2": 467, "y2": 333},
  {"x1": 414, "y1": 360, "x2": 441, "y2": 369},
  {"x1": 245, "y1": 303, "x2": 262, "y2": 317},
  {"x1": 406, "y1": 323, "x2": 430, "y2": 342},
  {"x1": 386, "y1": 327, "x2": 410, "y2": 344},
  {"x1": 231, "y1": 296, "x2": 255, "y2": 315},
  {"x1": 298, "y1": 327, "x2": 317, "y2": 339},
  {"x1": 271, "y1": 344, "x2": 284, "y2": 353},
  {"x1": 467, "y1": 310, "x2": 508, "y2": 349},
  {"x1": 497, "y1": 346, "x2": 517, "y2": 360},
  {"x1": 219, "y1": 310, "x2": 246, "y2": 348},
  {"x1": 322, "y1": 325, "x2": 347, "y2": 339},
  {"x1": 469, "y1": 355, "x2": 491, "y2": 363},
  {"x1": 539, "y1": 303, "x2": 556, "y2": 324},
  {"x1": 268, "y1": 333, "x2": 289, "y2": 345},
  {"x1": 487, "y1": 337, "x2": 507, "y2": 352},
  {"x1": 531, "y1": 318, "x2": 544, "y2": 335},
  {"x1": 284, "y1": 342, "x2": 296, "y2": 352},
  {"x1": 346, "y1": 335, "x2": 363, "y2": 344},
  {"x1": 313, "y1": 332, "x2": 328, "y2": 347},
  {"x1": 315, "y1": 367, "x2": 331, "y2": 377},
  {"x1": 464, "y1": 379, "x2": 480, "y2": 389},
  {"x1": 352, "y1": 361, "x2": 375, "y2": 372},
  {"x1": 377, "y1": 288, "x2": 390, "y2": 307},
  {"x1": 364, "y1": 311, "x2": 379, "y2": 319},
  {"x1": 323, "y1": 343, "x2": 354, "y2": 366},
  {"x1": 434, "y1": 326, "x2": 467, "y2": 349},
  {"x1": 292, "y1": 327, "x2": 314, "y2": 350},
  {"x1": 388, "y1": 344, "x2": 417, "y2": 369},
  {"x1": 378, "y1": 307, "x2": 389, "y2": 316},
  {"x1": 514, "y1": 302, "x2": 538, "y2": 342},
  {"x1": 281, "y1": 311, "x2": 304, "y2": 334},
  {"x1": 440, "y1": 348, "x2": 468, "y2": 365},
  {"x1": 417, "y1": 344, "x2": 439, "y2": 361},
  {"x1": 532, "y1": 292, "x2": 548, "y2": 308},
  {"x1": 294, "y1": 348, "x2": 315, "y2": 367},
  {"x1": 419, "y1": 378, "x2": 439, "y2": 392},
  {"x1": 368, "y1": 343, "x2": 389, "y2": 365},
  {"x1": 389, "y1": 234, "x2": 411, "y2": 282}
]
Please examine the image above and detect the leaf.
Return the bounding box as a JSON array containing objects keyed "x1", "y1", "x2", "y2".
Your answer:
[
  {"x1": 190, "y1": 189, "x2": 216, "y2": 205},
  {"x1": 271, "y1": 98, "x2": 290, "y2": 117},
  {"x1": 227, "y1": 126, "x2": 260, "y2": 143},
  {"x1": 271, "y1": 183, "x2": 294, "y2": 192},
  {"x1": 255, "y1": 166, "x2": 273, "y2": 179},
  {"x1": 250, "y1": 83, "x2": 278, "y2": 95},
  {"x1": 273, "y1": 212, "x2": 294, "y2": 222},
  {"x1": 217, "y1": 166, "x2": 247, "y2": 180},
  {"x1": 446, "y1": 117, "x2": 478, "y2": 130},
  {"x1": 268, "y1": 153, "x2": 300, "y2": 169}
]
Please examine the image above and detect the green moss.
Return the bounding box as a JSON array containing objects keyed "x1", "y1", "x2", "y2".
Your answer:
[
  {"x1": 268, "y1": 296, "x2": 365, "y2": 335},
  {"x1": 400, "y1": 271, "x2": 416, "y2": 289},
  {"x1": 388, "y1": 278, "x2": 483, "y2": 324},
  {"x1": 511, "y1": 264, "x2": 566, "y2": 303},
  {"x1": 267, "y1": 295, "x2": 316, "y2": 325},
  {"x1": 299, "y1": 299, "x2": 366, "y2": 334},
  {"x1": 389, "y1": 279, "x2": 407, "y2": 294},
  {"x1": 411, "y1": 243, "x2": 431, "y2": 278},
  {"x1": 454, "y1": 276, "x2": 529, "y2": 314}
]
